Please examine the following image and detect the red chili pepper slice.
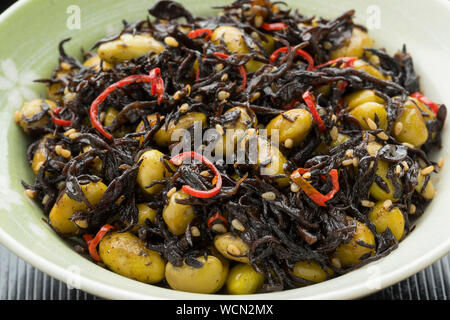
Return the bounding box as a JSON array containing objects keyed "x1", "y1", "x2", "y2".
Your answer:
[
  {"x1": 187, "y1": 28, "x2": 213, "y2": 40},
  {"x1": 261, "y1": 22, "x2": 288, "y2": 31},
  {"x1": 213, "y1": 52, "x2": 247, "y2": 91},
  {"x1": 315, "y1": 57, "x2": 357, "y2": 69},
  {"x1": 170, "y1": 151, "x2": 223, "y2": 198},
  {"x1": 269, "y1": 47, "x2": 315, "y2": 71},
  {"x1": 89, "y1": 68, "x2": 164, "y2": 139},
  {"x1": 51, "y1": 107, "x2": 72, "y2": 126},
  {"x1": 302, "y1": 91, "x2": 326, "y2": 132},
  {"x1": 291, "y1": 169, "x2": 339, "y2": 207},
  {"x1": 207, "y1": 212, "x2": 228, "y2": 229},
  {"x1": 411, "y1": 92, "x2": 440, "y2": 115},
  {"x1": 85, "y1": 224, "x2": 115, "y2": 262}
]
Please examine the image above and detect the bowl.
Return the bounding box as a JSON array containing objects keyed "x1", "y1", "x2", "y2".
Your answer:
[{"x1": 0, "y1": 0, "x2": 449, "y2": 300}]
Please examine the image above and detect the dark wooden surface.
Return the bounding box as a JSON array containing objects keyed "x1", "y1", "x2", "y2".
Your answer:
[{"x1": 0, "y1": 0, "x2": 448, "y2": 300}]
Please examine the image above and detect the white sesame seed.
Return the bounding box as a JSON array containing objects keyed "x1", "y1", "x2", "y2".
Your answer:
[
  {"x1": 394, "y1": 122, "x2": 403, "y2": 136},
  {"x1": 63, "y1": 128, "x2": 76, "y2": 136},
  {"x1": 25, "y1": 189, "x2": 37, "y2": 199},
  {"x1": 402, "y1": 142, "x2": 415, "y2": 149},
  {"x1": 402, "y1": 161, "x2": 409, "y2": 171},
  {"x1": 173, "y1": 90, "x2": 182, "y2": 100},
  {"x1": 55, "y1": 145, "x2": 71, "y2": 158},
  {"x1": 74, "y1": 218, "x2": 88, "y2": 229},
  {"x1": 345, "y1": 149, "x2": 354, "y2": 158},
  {"x1": 330, "y1": 126, "x2": 338, "y2": 141},
  {"x1": 167, "y1": 187, "x2": 177, "y2": 198},
  {"x1": 365, "y1": 118, "x2": 378, "y2": 130},
  {"x1": 383, "y1": 199, "x2": 392, "y2": 210},
  {"x1": 164, "y1": 36, "x2": 179, "y2": 47},
  {"x1": 179, "y1": 103, "x2": 189, "y2": 113},
  {"x1": 212, "y1": 223, "x2": 227, "y2": 233},
  {"x1": 331, "y1": 114, "x2": 337, "y2": 123},
  {"x1": 221, "y1": 73, "x2": 229, "y2": 81},
  {"x1": 190, "y1": 226, "x2": 201, "y2": 237},
  {"x1": 331, "y1": 258, "x2": 342, "y2": 269},
  {"x1": 254, "y1": 15, "x2": 264, "y2": 28},
  {"x1": 251, "y1": 31, "x2": 260, "y2": 40},
  {"x1": 215, "y1": 63, "x2": 224, "y2": 72},
  {"x1": 218, "y1": 90, "x2": 230, "y2": 101},
  {"x1": 342, "y1": 159, "x2": 353, "y2": 166},
  {"x1": 41, "y1": 194, "x2": 50, "y2": 205},
  {"x1": 377, "y1": 131, "x2": 389, "y2": 141},
  {"x1": 262, "y1": 191, "x2": 276, "y2": 201},
  {"x1": 303, "y1": 172, "x2": 311, "y2": 179},
  {"x1": 420, "y1": 165, "x2": 434, "y2": 176},
  {"x1": 284, "y1": 138, "x2": 294, "y2": 149},
  {"x1": 231, "y1": 219, "x2": 245, "y2": 232},
  {"x1": 352, "y1": 157, "x2": 359, "y2": 167},
  {"x1": 437, "y1": 157, "x2": 445, "y2": 169},
  {"x1": 290, "y1": 182, "x2": 301, "y2": 193},
  {"x1": 409, "y1": 204, "x2": 416, "y2": 214},
  {"x1": 250, "y1": 92, "x2": 261, "y2": 102},
  {"x1": 361, "y1": 200, "x2": 375, "y2": 208},
  {"x1": 395, "y1": 164, "x2": 402, "y2": 175},
  {"x1": 215, "y1": 124, "x2": 225, "y2": 136},
  {"x1": 227, "y1": 244, "x2": 241, "y2": 256}
]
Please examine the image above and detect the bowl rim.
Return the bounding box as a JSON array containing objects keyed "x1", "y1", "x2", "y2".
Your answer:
[{"x1": 0, "y1": 0, "x2": 449, "y2": 300}]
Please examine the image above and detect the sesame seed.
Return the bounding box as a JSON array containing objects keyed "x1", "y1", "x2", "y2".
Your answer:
[
  {"x1": 383, "y1": 199, "x2": 392, "y2": 210},
  {"x1": 284, "y1": 138, "x2": 294, "y2": 149},
  {"x1": 330, "y1": 126, "x2": 338, "y2": 141},
  {"x1": 251, "y1": 32, "x2": 260, "y2": 40},
  {"x1": 345, "y1": 149, "x2": 354, "y2": 158},
  {"x1": 212, "y1": 223, "x2": 227, "y2": 233},
  {"x1": 352, "y1": 157, "x2": 359, "y2": 167},
  {"x1": 55, "y1": 145, "x2": 71, "y2": 158},
  {"x1": 323, "y1": 41, "x2": 332, "y2": 50},
  {"x1": 74, "y1": 219, "x2": 88, "y2": 229},
  {"x1": 402, "y1": 142, "x2": 414, "y2": 148},
  {"x1": 218, "y1": 90, "x2": 230, "y2": 101},
  {"x1": 25, "y1": 189, "x2": 37, "y2": 199},
  {"x1": 221, "y1": 73, "x2": 229, "y2": 81},
  {"x1": 167, "y1": 187, "x2": 177, "y2": 198},
  {"x1": 227, "y1": 244, "x2": 241, "y2": 256},
  {"x1": 164, "y1": 36, "x2": 179, "y2": 47},
  {"x1": 179, "y1": 103, "x2": 189, "y2": 113},
  {"x1": 395, "y1": 164, "x2": 402, "y2": 175},
  {"x1": 254, "y1": 15, "x2": 263, "y2": 28},
  {"x1": 342, "y1": 159, "x2": 353, "y2": 166},
  {"x1": 437, "y1": 157, "x2": 445, "y2": 169},
  {"x1": 365, "y1": 118, "x2": 378, "y2": 130},
  {"x1": 190, "y1": 226, "x2": 201, "y2": 237},
  {"x1": 331, "y1": 114, "x2": 337, "y2": 123},
  {"x1": 331, "y1": 258, "x2": 342, "y2": 269},
  {"x1": 41, "y1": 194, "x2": 50, "y2": 205},
  {"x1": 421, "y1": 165, "x2": 434, "y2": 176},
  {"x1": 402, "y1": 161, "x2": 409, "y2": 171},
  {"x1": 303, "y1": 172, "x2": 311, "y2": 179},
  {"x1": 200, "y1": 170, "x2": 210, "y2": 177},
  {"x1": 290, "y1": 183, "x2": 301, "y2": 193},
  {"x1": 215, "y1": 124, "x2": 225, "y2": 136},
  {"x1": 250, "y1": 92, "x2": 261, "y2": 102},
  {"x1": 99, "y1": 112, "x2": 106, "y2": 122},
  {"x1": 119, "y1": 164, "x2": 131, "y2": 170},
  {"x1": 361, "y1": 200, "x2": 375, "y2": 208},
  {"x1": 394, "y1": 122, "x2": 403, "y2": 136},
  {"x1": 215, "y1": 63, "x2": 224, "y2": 72},
  {"x1": 64, "y1": 128, "x2": 76, "y2": 136},
  {"x1": 68, "y1": 132, "x2": 81, "y2": 140},
  {"x1": 173, "y1": 90, "x2": 183, "y2": 100},
  {"x1": 231, "y1": 219, "x2": 245, "y2": 232},
  {"x1": 409, "y1": 204, "x2": 416, "y2": 214},
  {"x1": 262, "y1": 191, "x2": 276, "y2": 201},
  {"x1": 377, "y1": 131, "x2": 389, "y2": 141}
]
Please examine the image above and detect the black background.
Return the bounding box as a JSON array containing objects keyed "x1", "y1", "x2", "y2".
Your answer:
[{"x1": 0, "y1": 0, "x2": 448, "y2": 300}]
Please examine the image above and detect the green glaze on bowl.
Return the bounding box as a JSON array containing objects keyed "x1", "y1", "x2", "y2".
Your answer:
[{"x1": 0, "y1": 0, "x2": 449, "y2": 300}]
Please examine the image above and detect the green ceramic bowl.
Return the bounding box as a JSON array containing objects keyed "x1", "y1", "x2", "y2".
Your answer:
[{"x1": 0, "y1": 0, "x2": 449, "y2": 299}]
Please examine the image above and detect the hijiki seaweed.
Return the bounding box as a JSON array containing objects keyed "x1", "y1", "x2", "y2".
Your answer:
[{"x1": 16, "y1": 0, "x2": 446, "y2": 293}]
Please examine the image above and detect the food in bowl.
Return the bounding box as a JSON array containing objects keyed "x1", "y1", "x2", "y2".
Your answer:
[{"x1": 14, "y1": 0, "x2": 446, "y2": 294}]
